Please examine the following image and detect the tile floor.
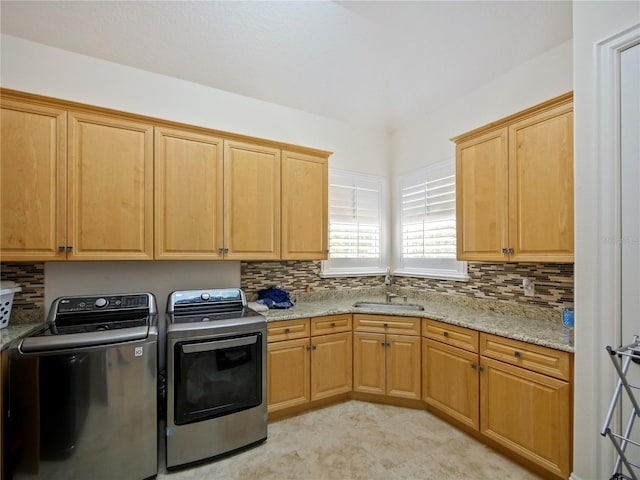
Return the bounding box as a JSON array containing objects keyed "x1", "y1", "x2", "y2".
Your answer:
[{"x1": 157, "y1": 400, "x2": 542, "y2": 479}]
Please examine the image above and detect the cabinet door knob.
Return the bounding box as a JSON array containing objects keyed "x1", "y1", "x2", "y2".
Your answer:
[
  {"x1": 501, "y1": 247, "x2": 508, "y2": 254},
  {"x1": 58, "y1": 246, "x2": 65, "y2": 252},
  {"x1": 514, "y1": 351, "x2": 521, "y2": 358},
  {"x1": 306, "y1": 345, "x2": 312, "y2": 351},
  {"x1": 383, "y1": 323, "x2": 388, "y2": 328},
  {"x1": 381, "y1": 341, "x2": 386, "y2": 347},
  {"x1": 479, "y1": 366, "x2": 485, "y2": 373},
  {"x1": 312, "y1": 345, "x2": 317, "y2": 350},
  {"x1": 330, "y1": 322, "x2": 336, "y2": 327},
  {"x1": 471, "y1": 363, "x2": 477, "y2": 369},
  {"x1": 443, "y1": 331, "x2": 449, "y2": 337},
  {"x1": 284, "y1": 328, "x2": 290, "y2": 334},
  {"x1": 386, "y1": 342, "x2": 391, "y2": 347}
]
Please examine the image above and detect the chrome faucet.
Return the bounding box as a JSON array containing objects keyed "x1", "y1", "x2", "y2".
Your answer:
[
  {"x1": 384, "y1": 267, "x2": 392, "y2": 287},
  {"x1": 384, "y1": 267, "x2": 397, "y2": 303}
]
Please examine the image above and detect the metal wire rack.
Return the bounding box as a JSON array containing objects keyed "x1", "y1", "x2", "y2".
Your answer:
[{"x1": 602, "y1": 336, "x2": 640, "y2": 480}]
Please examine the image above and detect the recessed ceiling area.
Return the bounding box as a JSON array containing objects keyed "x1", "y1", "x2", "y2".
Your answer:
[{"x1": 0, "y1": 1, "x2": 572, "y2": 132}]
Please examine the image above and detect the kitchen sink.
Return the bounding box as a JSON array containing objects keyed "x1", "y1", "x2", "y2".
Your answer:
[{"x1": 353, "y1": 301, "x2": 424, "y2": 312}]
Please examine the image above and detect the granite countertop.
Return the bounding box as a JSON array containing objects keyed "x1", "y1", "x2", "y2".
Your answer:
[
  {"x1": 1, "y1": 322, "x2": 43, "y2": 351},
  {"x1": 1, "y1": 288, "x2": 574, "y2": 353},
  {"x1": 257, "y1": 288, "x2": 574, "y2": 353}
]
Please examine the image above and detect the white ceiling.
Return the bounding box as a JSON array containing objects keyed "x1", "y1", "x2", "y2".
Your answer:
[{"x1": 0, "y1": 1, "x2": 572, "y2": 132}]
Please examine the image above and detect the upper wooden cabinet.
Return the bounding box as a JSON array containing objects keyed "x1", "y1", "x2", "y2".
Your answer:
[
  {"x1": 0, "y1": 89, "x2": 331, "y2": 262},
  {"x1": 68, "y1": 111, "x2": 154, "y2": 260},
  {"x1": 1, "y1": 100, "x2": 154, "y2": 261},
  {"x1": 154, "y1": 127, "x2": 224, "y2": 260},
  {"x1": 224, "y1": 140, "x2": 281, "y2": 260},
  {"x1": 454, "y1": 93, "x2": 574, "y2": 262},
  {"x1": 0, "y1": 100, "x2": 67, "y2": 261},
  {"x1": 281, "y1": 151, "x2": 328, "y2": 260}
]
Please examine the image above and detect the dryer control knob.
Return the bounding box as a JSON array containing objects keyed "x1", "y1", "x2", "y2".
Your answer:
[
  {"x1": 201, "y1": 293, "x2": 210, "y2": 301},
  {"x1": 95, "y1": 297, "x2": 108, "y2": 308}
]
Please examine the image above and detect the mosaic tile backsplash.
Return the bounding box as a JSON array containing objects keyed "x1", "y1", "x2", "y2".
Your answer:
[
  {"x1": 1, "y1": 260, "x2": 574, "y2": 325},
  {"x1": 0, "y1": 262, "x2": 45, "y2": 323},
  {"x1": 241, "y1": 261, "x2": 574, "y2": 311}
]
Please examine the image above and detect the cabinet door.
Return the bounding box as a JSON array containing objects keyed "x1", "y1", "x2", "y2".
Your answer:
[
  {"x1": 311, "y1": 332, "x2": 352, "y2": 401},
  {"x1": 386, "y1": 334, "x2": 421, "y2": 400},
  {"x1": 154, "y1": 127, "x2": 224, "y2": 259},
  {"x1": 480, "y1": 357, "x2": 571, "y2": 479},
  {"x1": 267, "y1": 337, "x2": 310, "y2": 413},
  {"x1": 422, "y1": 338, "x2": 479, "y2": 429},
  {"x1": 68, "y1": 112, "x2": 153, "y2": 260},
  {"x1": 0, "y1": 100, "x2": 67, "y2": 260},
  {"x1": 281, "y1": 151, "x2": 328, "y2": 260},
  {"x1": 456, "y1": 128, "x2": 509, "y2": 261},
  {"x1": 508, "y1": 103, "x2": 574, "y2": 262},
  {"x1": 224, "y1": 140, "x2": 281, "y2": 260},
  {"x1": 353, "y1": 331, "x2": 386, "y2": 395}
]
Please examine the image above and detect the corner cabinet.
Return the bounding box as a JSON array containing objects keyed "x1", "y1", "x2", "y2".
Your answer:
[
  {"x1": 353, "y1": 314, "x2": 421, "y2": 400},
  {"x1": 455, "y1": 93, "x2": 574, "y2": 262}
]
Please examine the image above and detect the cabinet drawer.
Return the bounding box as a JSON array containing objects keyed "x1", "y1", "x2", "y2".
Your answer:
[
  {"x1": 311, "y1": 314, "x2": 352, "y2": 336},
  {"x1": 353, "y1": 314, "x2": 420, "y2": 336},
  {"x1": 267, "y1": 318, "x2": 310, "y2": 343},
  {"x1": 480, "y1": 333, "x2": 572, "y2": 381},
  {"x1": 422, "y1": 319, "x2": 479, "y2": 353}
]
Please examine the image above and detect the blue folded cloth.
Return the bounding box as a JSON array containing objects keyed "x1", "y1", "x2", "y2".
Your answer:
[{"x1": 257, "y1": 287, "x2": 294, "y2": 309}]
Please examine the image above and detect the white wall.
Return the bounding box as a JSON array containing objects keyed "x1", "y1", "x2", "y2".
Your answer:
[
  {"x1": 390, "y1": 40, "x2": 573, "y2": 177},
  {"x1": 573, "y1": 3, "x2": 640, "y2": 480},
  {"x1": 1, "y1": 34, "x2": 391, "y2": 306}
]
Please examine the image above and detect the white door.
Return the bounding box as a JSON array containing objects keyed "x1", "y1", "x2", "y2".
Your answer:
[{"x1": 620, "y1": 41, "x2": 640, "y2": 456}]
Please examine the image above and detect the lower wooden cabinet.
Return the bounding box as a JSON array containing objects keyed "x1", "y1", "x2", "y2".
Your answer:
[
  {"x1": 422, "y1": 338, "x2": 479, "y2": 430},
  {"x1": 267, "y1": 315, "x2": 352, "y2": 413},
  {"x1": 310, "y1": 331, "x2": 352, "y2": 401},
  {"x1": 267, "y1": 336, "x2": 311, "y2": 411},
  {"x1": 422, "y1": 321, "x2": 572, "y2": 479},
  {"x1": 480, "y1": 357, "x2": 571, "y2": 478},
  {"x1": 353, "y1": 315, "x2": 421, "y2": 400}
]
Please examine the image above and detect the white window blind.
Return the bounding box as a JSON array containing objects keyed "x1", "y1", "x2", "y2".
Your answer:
[
  {"x1": 396, "y1": 159, "x2": 468, "y2": 281},
  {"x1": 322, "y1": 170, "x2": 386, "y2": 276}
]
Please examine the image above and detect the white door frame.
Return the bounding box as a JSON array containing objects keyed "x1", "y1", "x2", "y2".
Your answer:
[{"x1": 576, "y1": 23, "x2": 640, "y2": 480}]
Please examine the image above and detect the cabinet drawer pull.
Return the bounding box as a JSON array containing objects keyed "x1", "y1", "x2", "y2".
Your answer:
[
  {"x1": 58, "y1": 246, "x2": 65, "y2": 252},
  {"x1": 383, "y1": 323, "x2": 388, "y2": 328},
  {"x1": 330, "y1": 322, "x2": 336, "y2": 327},
  {"x1": 514, "y1": 351, "x2": 521, "y2": 358},
  {"x1": 284, "y1": 328, "x2": 291, "y2": 334},
  {"x1": 443, "y1": 331, "x2": 449, "y2": 338}
]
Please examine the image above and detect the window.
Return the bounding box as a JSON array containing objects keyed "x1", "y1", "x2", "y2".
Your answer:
[
  {"x1": 321, "y1": 169, "x2": 387, "y2": 277},
  {"x1": 396, "y1": 158, "x2": 468, "y2": 281}
]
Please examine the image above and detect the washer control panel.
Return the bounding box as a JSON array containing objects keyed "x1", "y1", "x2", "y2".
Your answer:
[{"x1": 56, "y1": 294, "x2": 149, "y2": 313}]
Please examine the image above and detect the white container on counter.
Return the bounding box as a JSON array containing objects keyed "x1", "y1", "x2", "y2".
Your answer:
[{"x1": 0, "y1": 280, "x2": 22, "y2": 328}]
